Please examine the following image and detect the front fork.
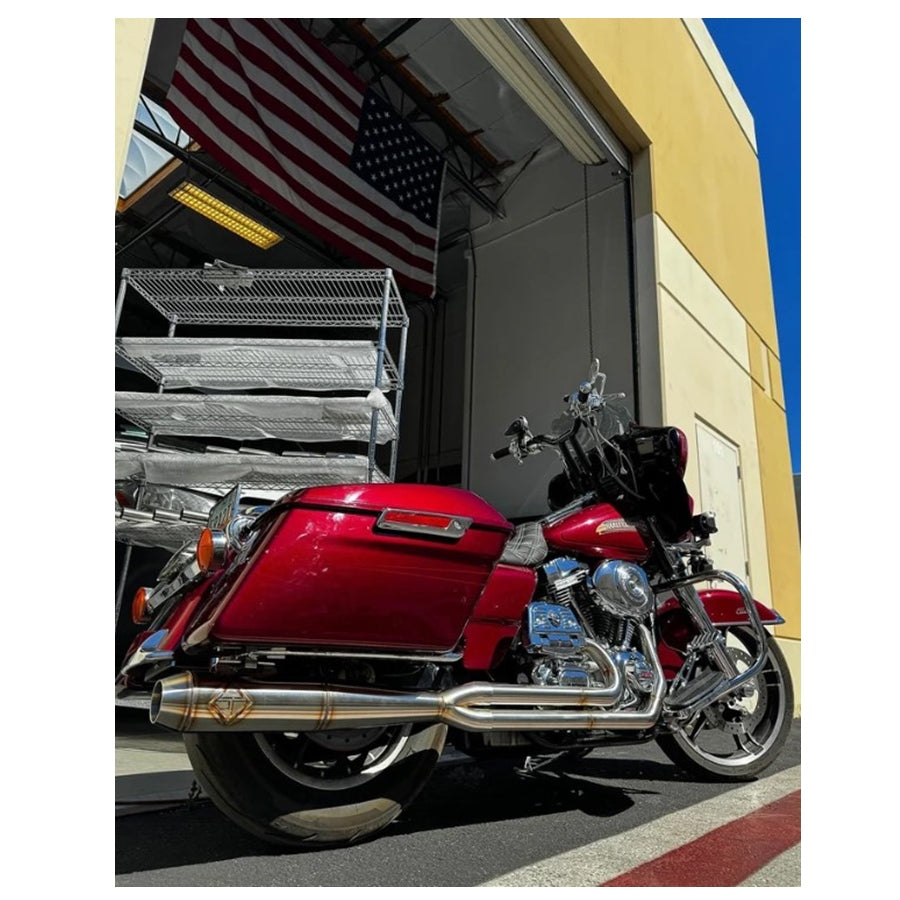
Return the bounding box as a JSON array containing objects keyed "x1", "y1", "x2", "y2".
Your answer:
[{"x1": 656, "y1": 566, "x2": 770, "y2": 723}]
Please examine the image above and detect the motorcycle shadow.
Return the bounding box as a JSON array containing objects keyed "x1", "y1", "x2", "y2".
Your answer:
[
  {"x1": 393, "y1": 755, "x2": 654, "y2": 835},
  {"x1": 115, "y1": 754, "x2": 673, "y2": 875}
]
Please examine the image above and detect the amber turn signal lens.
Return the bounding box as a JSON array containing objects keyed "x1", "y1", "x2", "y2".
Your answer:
[
  {"x1": 132, "y1": 587, "x2": 150, "y2": 625},
  {"x1": 197, "y1": 528, "x2": 213, "y2": 570},
  {"x1": 196, "y1": 528, "x2": 227, "y2": 572}
]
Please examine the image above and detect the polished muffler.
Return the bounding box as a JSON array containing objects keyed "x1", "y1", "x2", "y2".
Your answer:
[{"x1": 150, "y1": 629, "x2": 665, "y2": 734}]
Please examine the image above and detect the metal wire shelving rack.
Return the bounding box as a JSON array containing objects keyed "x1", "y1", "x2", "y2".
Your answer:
[
  {"x1": 115, "y1": 337, "x2": 400, "y2": 392},
  {"x1": 117, "y1": 267, "x2": 409, "y2": 328},
  {"x1": 114, "y1": 264, "x2": 409, "y2": 586},
  {"x1": 114, "y1": 392, "x2": 398, "y2": 444}
]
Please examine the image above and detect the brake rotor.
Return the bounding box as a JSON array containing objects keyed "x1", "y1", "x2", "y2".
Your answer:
[{"x1": 704, "y1": 647, "x2": 767, "y2": 734}]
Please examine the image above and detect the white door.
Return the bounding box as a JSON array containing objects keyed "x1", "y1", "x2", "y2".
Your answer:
[{"x1": 695, "y1": 421, "x2": 750, "y2": 586}]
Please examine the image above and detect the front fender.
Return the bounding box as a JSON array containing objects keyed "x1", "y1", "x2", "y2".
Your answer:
[
  {"x1": 655, "y1": 588, "x2": 784, "y2": 680},
  {"x1": 657, "y1": 588, "x2": 784, "y2": 627}
]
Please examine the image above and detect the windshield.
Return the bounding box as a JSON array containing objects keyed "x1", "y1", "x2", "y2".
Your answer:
[{"x1": 551, "y1": 394, "x2": 634, "y2": 456}]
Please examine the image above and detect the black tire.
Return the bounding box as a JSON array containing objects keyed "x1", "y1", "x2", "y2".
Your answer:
[
  {"x1": 656, "y1": 627, "x2": 794, "y2": 781},
  {"x1": 183, "y1": 722, "x2": 447, "y2": 848}
]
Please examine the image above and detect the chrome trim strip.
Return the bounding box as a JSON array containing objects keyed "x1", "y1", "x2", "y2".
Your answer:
[
  {"x1": 376, "y1": 508, "x2": 473, "y2": 540},
  {"x1": 120, "y1": 629, "x2": 173, "y2": 676},
  {"x1": 252, "y1": 647, "x2": 464, "y2": 664}
]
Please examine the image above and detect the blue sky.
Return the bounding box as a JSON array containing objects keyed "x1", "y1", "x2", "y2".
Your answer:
[{"x1": 703, "y1": 19, "x2": 801, "y2": 473}]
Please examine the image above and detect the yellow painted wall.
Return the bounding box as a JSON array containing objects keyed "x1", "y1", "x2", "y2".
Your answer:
[
  {"x1": 532, "y1": 18, "x2": 800, "y2": 698},
  {"x1": 530, "y1": 18, "x2": 778, "y2": 352},
  {"x1": 115, "y1": 18, "x2": 155, "y2": 205},
  {"x1": 753, "y1": 385, "x2": 801, "y2": 639},
  {"x1": 655, "y1": 220, "x2": 772, "y2": 611}
]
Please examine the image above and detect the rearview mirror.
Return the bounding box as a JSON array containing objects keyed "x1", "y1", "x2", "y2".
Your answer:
[{"x1": 505, "y1": 416, "x2": 529, "y2": 436}]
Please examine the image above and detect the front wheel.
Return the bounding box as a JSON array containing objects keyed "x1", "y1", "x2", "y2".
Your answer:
[
  {"x1": 183, "y1": 722, "x2": 447, "y2": 848},
  {"x1": 657, "y1": 627, "x2": 794, "y2": 781}
]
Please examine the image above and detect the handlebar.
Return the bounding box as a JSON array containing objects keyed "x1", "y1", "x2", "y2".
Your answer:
[{"x1": 490, "y1": 420, "x2": 582, "y2": 463}]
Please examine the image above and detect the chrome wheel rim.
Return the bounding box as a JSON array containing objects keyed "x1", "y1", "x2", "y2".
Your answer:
[
  {"x1": 677, "y1": 631, "x2": 786, "y2": 768},
  {"x1": 255, "y1": 725, "x2": 413, "y2": 791}
]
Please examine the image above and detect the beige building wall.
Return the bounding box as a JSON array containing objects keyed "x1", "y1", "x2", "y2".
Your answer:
[
  {"x1": 115, "y1": 18, "x2": 155, "y2": 205},
  {"x1": 533, "y1": 17, "x2": 800, "y2": 711}
]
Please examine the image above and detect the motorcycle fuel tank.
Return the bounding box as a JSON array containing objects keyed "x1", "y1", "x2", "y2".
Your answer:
[
  {"x1": 194, "y1": 484, "x2": 515, "y2": 652},
  {"x1": 543, "y1": 502, "x2": 648, "y2": 562}
]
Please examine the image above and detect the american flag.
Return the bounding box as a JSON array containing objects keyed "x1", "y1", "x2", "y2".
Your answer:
[{"x1": 166, "y1": 19, "x2": 446, "y2": 297}]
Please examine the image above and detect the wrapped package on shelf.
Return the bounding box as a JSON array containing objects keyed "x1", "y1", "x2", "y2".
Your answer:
[
  {"x1": 114, "y1": 392, "x2": 397, "y2": 443},
  {"x1": 116, "y1": 337, "x2": 398, "y2": 391}
]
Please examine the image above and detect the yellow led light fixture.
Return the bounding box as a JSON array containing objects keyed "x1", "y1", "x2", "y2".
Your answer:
[{"x1": 169, "y1": 181, "x2": 284, "y2": 249}]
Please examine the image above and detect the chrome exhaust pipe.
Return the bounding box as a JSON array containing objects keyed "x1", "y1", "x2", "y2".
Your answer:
[{"x1": 151, "y1": 627, "x2": 665, "y2": 734}]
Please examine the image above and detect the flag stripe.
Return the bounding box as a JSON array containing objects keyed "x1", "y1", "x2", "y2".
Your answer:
[
  {"x1": 177, "y1": 40, "x2": 353, "y2": 161},
  {"x1": 175, "y1": 32, "x2": 435, "y2": 249},
  {"x1": 167, "y1": 19, "x2": 444, "y2": 297},
  {"x1": 259, "y1": 18, "x2": 367, "y2": 108},
  {"x1": 167, "y1": 83, "x2": 435, "y2": 291},
  {"x1": 210, "y1": 19, "x2": 363, "y2": 121},
  {"x1": 168, "y1": 75, "x2": 435, "y2": 275},
  {"x1": 187, "y1": 22, "x2": 357, "y2": 149},
  {"x1": 210, "y1": 19, "x2": 361, "y2": 139}
]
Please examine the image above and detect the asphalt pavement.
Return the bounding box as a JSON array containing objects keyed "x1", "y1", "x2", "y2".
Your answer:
[{"x1": 115, "y1": 701, "x2": 802, "y2": 887}]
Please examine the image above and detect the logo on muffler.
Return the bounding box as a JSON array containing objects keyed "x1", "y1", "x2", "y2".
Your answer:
[{"x1": 208, "y1": 687, "x2": 254, "y2": 726}]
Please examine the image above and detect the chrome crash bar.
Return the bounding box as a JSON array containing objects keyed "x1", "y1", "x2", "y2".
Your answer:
[{"x1": 656, "y1": 569, "x2": 771, "y2": 721}]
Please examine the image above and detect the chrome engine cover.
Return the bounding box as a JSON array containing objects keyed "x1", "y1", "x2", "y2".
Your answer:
[
  {"x1": 612, "y1": 649, "x2": 657, "y2": 696},
  {"x1": 524, "y1": 602, "x2": 583, "y2": 656},
  {"x1": 525, "y1": 560, "x2": 661, "y2": 698}
]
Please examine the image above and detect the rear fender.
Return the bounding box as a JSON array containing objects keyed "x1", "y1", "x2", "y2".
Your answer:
[{"x1": 116, "y1": 578, "x2": 215, "y2": 692}]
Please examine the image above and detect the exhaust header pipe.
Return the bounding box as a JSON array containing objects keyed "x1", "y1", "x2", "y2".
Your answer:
[{"x1": 150, "y1": 629, "x2": 665, "y2": 734}]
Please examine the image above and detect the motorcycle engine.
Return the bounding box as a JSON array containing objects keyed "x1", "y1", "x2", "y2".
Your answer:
[{"x1": 524, "y1": 557, "x2": 658, "y2": 704}]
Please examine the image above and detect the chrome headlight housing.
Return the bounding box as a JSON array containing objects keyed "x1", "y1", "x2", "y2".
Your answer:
[{"x1": 590, "y1": 561, "x2": 654, "y2": 619}]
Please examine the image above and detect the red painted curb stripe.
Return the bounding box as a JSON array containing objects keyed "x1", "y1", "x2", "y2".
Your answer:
[{"x1": 601, "y1": 789, "x2": 801, "y2": 887}]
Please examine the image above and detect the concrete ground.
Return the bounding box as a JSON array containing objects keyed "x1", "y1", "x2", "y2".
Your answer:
[
  {"x1": 116, "y1": 701, "x2": 800, "y2": 886},
  {"x1": 116, "y1": 698, "x2": 200, "y2": 815}
]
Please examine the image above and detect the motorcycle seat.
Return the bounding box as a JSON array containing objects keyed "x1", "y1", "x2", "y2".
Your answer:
[{"x1": 499, "y1": 521, "x2": 548, "y2": 567}]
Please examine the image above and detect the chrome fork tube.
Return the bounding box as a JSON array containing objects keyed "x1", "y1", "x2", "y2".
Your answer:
[
  {"x1": 658, "y1": 569, "x2": 771, "y2": 719},
  {"x1": 670, "y1": 582, "x2": 740, "y2": 678}
]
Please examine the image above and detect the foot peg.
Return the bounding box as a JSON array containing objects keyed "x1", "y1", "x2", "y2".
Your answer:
[
  {"x1": 665, "y1": 670, "x2": 726, "y2": 710},
  {"x1": 515, "y1": 752, "x2": 566, "y2": 776}
]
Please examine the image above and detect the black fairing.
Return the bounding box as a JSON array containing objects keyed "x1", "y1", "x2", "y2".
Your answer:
[
  {"x1": 546, "y1": 424, "x2": 694, "y2": 541},
  {"x1": 602, "y1": 426, "x2": 693, "y2": 542}
]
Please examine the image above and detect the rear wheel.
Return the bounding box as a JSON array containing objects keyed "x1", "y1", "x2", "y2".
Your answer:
[
  {"x1": 657, "y1": 626, "x2": 794, "y2": 781},
  {"x1": 184, "y1": 722, "x2": 447, "y2": 848}
]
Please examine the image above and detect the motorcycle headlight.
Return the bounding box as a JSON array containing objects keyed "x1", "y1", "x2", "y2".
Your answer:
[{"x1": 591, "y1": 561, "x2": 654, "y2": 619}]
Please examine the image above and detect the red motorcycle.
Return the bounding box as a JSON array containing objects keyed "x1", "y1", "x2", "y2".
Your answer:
[{"x1": 117, "y1": 361, "x2": 793, "y2": 848}]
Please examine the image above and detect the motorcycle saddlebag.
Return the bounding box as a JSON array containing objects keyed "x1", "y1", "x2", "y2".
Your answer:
[{"x1": 192, "y1": 484, "x2": 515, "y2": 652}]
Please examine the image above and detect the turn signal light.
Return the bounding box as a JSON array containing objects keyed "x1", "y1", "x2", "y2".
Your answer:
[
  {"x1": 132, "y1": 587, "x2": 151, "y2": 625},
  {"x1": 196, "y1": 528, "x2": 228, "y2": 572}
]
